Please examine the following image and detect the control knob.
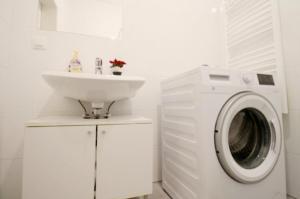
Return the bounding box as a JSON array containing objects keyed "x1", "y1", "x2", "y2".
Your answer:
[{"x1": 242, "y1": 75, "x2": 252, "y2": 84}]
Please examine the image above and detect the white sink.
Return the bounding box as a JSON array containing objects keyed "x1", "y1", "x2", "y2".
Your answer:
[{"x1": 42, "y1": 71, "x2": 145, "y2": 107}]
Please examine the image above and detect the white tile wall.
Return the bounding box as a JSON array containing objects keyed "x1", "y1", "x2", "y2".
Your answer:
[
  {"x1": 279, "y1": 0, "x2": 300, "y2": 198},
  {"x1": 0, "y1": 159, "x2": 23, "y2": 199},
  {"x1": 0, "y1": 0, "x2": 224, "y2": 197},
  {"x1": 284, "y1": 110, "x2": 300, "y2": 155},
  {"x1": 0, "y1": 0, "x2": 15, "y2": 24},
  {"x1": 0, "y1": 18, "x2": 11, "y2": 69},
  {"x1": 286, "y1": 153, "x2": 300, "y2": 198},
  {"x1": 285, "y1": 68, "x2": 300, "y2": 110}
]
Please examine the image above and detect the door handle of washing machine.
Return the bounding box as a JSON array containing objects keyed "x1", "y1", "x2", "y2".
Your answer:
[{"x1": 269, "y1": 120, "x2": 277, "y2": 152}]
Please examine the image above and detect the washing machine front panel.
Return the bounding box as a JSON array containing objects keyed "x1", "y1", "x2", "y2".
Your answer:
[{"x1": 215, "y1": 92, "x2": 281, "y2": 184}]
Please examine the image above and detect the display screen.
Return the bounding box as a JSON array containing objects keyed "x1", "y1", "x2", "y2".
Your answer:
[{"x1": 257, "y1": 74, "x2": 275, "y2": 85}]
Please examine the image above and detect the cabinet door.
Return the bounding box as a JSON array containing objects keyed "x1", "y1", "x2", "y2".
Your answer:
[
  {"x1": 97, "y1": 124, "x2": 153, "y2": 199},
  {"x1": 22, "y1": 126, "x2": 96, "y2": 199}
]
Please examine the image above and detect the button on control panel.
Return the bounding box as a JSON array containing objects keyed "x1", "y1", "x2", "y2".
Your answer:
[{"x1": 242, "y1": 74, "x2": 253, "y2": 85}]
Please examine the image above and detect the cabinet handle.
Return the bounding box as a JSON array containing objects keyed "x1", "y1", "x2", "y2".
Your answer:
[
  {"x1": 88, "y1": 131, "x2": 92, "y2": 135},
  {"x1": 102, "y1": 130, "x2": 106, "y2": 134}
]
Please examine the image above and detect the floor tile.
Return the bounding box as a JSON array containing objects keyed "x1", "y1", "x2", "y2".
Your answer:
[
  {"x1": 135, "y1": 183, "x2": 291, "y2": 199},
  {"x1": 131, "y1": 182, "x2": 170, "y2": 199}
]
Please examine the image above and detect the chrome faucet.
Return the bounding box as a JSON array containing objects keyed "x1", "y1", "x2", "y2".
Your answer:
[{"x1": 95, "y1": 58, "x2": 103, "y2": 74}]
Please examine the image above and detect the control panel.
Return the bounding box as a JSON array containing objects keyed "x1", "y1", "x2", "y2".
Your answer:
[{"x1": 257, "y1": 74, "x2": 275, "y2": 86}]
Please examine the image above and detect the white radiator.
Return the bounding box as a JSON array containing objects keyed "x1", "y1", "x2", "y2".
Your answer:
[{"x1": 223, "y1": 0, "x2": 288, "y2": 113}]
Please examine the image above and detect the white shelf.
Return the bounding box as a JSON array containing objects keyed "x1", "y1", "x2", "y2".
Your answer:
[{"x1": 26, "y1": 115, "x2": 152, "y2": 127}]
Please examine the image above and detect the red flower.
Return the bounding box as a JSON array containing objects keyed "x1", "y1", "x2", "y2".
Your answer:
[{"x1": 110, "y1": 59, "x2": 126, "y2": 68}]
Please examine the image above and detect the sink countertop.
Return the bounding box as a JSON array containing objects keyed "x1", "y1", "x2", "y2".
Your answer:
[
  {"x1": 42, "y1": 71, "x2": 145, "y2": 104},
  {"x1": 26, "y1": 115, "x2": 152, "y2": 127}
]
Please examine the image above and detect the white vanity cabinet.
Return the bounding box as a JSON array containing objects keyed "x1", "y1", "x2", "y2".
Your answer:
[
  {"x1": 22, "y1": 125, "x2": 96, "y2": 199},
  {"x1": 22, "y1": 116, "x2": 153, "y2": 199},
  {"x1": 97, "y1": 124, "x2": 153, "y2": 199}
]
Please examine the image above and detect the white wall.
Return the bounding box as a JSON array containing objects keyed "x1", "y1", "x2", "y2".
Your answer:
[
  {"x1": 0, "y1": 0, "x2": 224, "y2": 198},
  {"x1": 279, "y1": 0, "x2": 300, "y2": 198}
]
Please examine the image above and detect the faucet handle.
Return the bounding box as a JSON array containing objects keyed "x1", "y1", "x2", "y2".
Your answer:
[
  {"x1": 95, "y1": 58, "x2": 103, "y2": 74},
  {"x1": 95, "y1": 57, "x2": 102, "y2": 67}
]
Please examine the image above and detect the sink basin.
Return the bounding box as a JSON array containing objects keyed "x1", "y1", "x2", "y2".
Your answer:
[{"x1": 42, "y1": 71, "x2": 145, "y2": 107}]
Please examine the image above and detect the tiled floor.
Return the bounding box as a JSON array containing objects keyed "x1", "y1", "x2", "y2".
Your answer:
[
  {"x1": 148, "y1": 183, "x2": 170, "y2": 199},
  {"x1": 133, "y1": 183, "x2": 294, "y2": 199},
  {"x1": 131, "y1": 183, "x2": 170, "y2": 199}
]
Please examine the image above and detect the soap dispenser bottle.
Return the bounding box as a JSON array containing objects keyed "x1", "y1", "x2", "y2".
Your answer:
[{"x1": 68, "y1": 50, "x2": 82, "y2": 73}]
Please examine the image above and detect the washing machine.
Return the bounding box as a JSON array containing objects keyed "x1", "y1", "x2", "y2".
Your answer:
[{"x1": 161, "y1": 67, "x2": 286, "y2": 199}]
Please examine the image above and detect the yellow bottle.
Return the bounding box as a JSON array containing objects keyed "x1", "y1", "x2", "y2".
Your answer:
[{"x1": 68, "y1": 50, "x2": 83, "y2": 73}]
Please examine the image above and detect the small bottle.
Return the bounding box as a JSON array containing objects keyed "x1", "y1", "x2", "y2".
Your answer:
[{"x1": 68, "y1": 50, "x2": 82, "y2": 73}]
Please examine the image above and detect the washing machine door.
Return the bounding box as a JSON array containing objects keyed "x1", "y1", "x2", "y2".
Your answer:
[{"x1": 215, "y1": 92, "x2": 281, "y2": 184}]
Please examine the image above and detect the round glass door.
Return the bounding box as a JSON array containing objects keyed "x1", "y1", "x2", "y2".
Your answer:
[
  {"x1": 229, "y1": 108, "x2": 271, "y2": 169},
  {"x1": 215, "y1": 92, "x2": 281, "y2": 184}
]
